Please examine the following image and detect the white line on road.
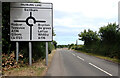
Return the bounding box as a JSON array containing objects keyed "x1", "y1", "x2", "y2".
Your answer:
[
  {"x1": 72, "y1": 53, "x2": 76, "y2": 56},
  {"x1": 89, "y1": 63, "x2": 112, "y2": 76},
  {"x1": 77, "y1": 56, "x2": 84, "y2": 61}
]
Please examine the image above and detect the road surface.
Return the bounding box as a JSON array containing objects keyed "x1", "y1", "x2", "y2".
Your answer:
[{"x1": 46, "y1": 48, "x2": 118, "y2": 76}]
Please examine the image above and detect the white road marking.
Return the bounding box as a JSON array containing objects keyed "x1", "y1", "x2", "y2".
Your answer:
[
  {"x1": 77, "y1": 56, "x2": 84, "y2": 61},
  {"x1": 89, "y1": 63, "x2": 112, "y2": 76},
  {"x1": 72, "y1": 53, "x2": 76, "y2": 56}
]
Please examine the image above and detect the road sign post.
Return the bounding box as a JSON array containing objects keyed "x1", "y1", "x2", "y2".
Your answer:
[
  {"x1": 29, "y1": 42, "x2": 32, "y2": 66},
  {"x1": 16, "y1": 42, "x2": 19, "y2": 62},
  {"x1": 46, "y1": 42, "x2": 48, "y2": 66}
]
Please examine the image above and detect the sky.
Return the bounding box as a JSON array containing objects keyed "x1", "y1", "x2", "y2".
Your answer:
[{"x1": 41, "y1": 0, "x2": 120, "y2": 45}]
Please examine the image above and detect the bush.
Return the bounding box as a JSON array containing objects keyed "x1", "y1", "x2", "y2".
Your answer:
[
  {"x1": 48, "y1": 42, "x2": 55, "y2": 54},
  {"x1": 2, "y1": 52, "x2": 25, "y2": 71}
]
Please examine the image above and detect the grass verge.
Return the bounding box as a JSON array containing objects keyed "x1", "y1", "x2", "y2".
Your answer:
[
  {"x1": 73, "y1": 49, "x2": 120, "y2": 64},
  {"x1": 3, "y1": 50, "x2": 56, "y2": 76}
]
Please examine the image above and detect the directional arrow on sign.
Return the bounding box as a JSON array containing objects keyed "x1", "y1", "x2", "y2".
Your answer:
[{"x1": 14, "y1": 12, "x2": 46, "y2": 40}]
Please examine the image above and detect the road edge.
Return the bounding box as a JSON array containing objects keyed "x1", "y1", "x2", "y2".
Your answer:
[
  {"x1": 72, "y1": 49, "x2": 120, "y2": 64},
  {"x1": 42, "y1": 49, "x2": 56, "y2": 76}
]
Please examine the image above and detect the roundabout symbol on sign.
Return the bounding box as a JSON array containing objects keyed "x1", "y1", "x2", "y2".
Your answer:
[{"x1": 14, "y1": 12, "x2": 46, "y2": 40}]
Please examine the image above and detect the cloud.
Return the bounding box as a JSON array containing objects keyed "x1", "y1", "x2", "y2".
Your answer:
[
  {"x1": 41, "y1": 0, "x2": 119, "y2": 19},
  {"x1": 41, "y1": 0, "x2": 119, "y2": 45}
]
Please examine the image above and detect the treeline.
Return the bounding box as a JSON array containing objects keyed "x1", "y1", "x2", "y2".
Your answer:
[
  {"x1": 72, "y1": 23, "x2": 120, "y2": 59},
  {"x1": 2, "y1": 2, "x2": 57, "y2": 64},
  {"x1": 57, "y1": 45, "x2": 69, "y2": 48}
]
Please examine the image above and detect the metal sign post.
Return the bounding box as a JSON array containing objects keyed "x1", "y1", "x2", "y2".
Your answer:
[
  {"x1": 46, "y1": 42, "x2": 48, "y2": 66},
  {"x1": 16, "y1": 42, "x2": 19, "y2": 62},
  {"x1": 29, "y1": 42, "x2": 32, "y2": 66}
]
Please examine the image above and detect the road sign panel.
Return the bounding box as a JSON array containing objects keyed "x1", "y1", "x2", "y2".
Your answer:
[{"x1": 10, "y1": 2, "x2": 53, "y2": 41}]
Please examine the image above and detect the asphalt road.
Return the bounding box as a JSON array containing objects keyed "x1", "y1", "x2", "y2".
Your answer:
[{"x1": 46, "y1": 48, "x2": 118, "y2": 76}]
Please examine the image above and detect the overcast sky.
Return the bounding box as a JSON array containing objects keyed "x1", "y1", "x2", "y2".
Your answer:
[{"x1": 41, "y1": 0, "x2": 119, "y2": 45}]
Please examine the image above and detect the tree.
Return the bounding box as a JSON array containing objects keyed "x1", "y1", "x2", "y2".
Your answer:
[
  {"x1": 68, "y1": 43, "x2": 74, "y2": 49},
  {"x1": 99, "y1": 23, "x2": 117, "y2": 44},
  {"x1": 53, "y1": 29, "x2": 56, "y2": 36},
  {"x1": 77, "y1": 23, "x2": 120, "y2": 59},
  {"x1": 53, "y1": 40, "x2": 57, "y2": 49},
  {"x1": 78, "y1": 29, "x2": 99, "y2": 45}
]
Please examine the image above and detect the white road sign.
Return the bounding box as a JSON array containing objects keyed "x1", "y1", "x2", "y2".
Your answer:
[{"x1": 10, "y1": 2, "x2": 53, "y2": 41}]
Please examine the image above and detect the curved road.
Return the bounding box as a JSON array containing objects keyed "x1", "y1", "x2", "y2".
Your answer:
[{"x1": 46, "y1": 48, "x2": 118, "y2": 76}]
